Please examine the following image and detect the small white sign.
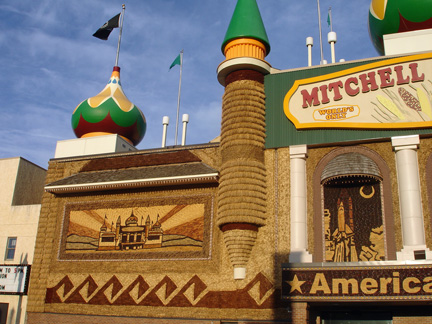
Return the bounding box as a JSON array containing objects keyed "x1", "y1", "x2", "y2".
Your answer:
[{"x1": 0, "y1": 266, "x2": 29, "y2": 294}]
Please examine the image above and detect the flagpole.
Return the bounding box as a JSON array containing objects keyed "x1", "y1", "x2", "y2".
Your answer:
[
  {"x1": 115, "y1": 4, "x2": 126, "y2": 67},
  {"x1": 317, "y1": 0, "x2": 324, "y2": 64},
  {"x1": 174, "y1": 50, "x2": 183, "y2": 145},
  {"x1": 329, "y1": 7, "x2": 333, "y2": 32}
]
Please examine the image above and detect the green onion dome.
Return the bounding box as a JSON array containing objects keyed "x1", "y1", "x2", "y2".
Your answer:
[
  {"x1": 71, "y1": 66, "x2": 146, "y2": 146},
  {"x1": 369, "y1": 0, "x2": 432, "y2": 55}
]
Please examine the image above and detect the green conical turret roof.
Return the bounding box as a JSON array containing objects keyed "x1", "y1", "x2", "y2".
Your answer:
[{"x1": 222, "y1": 0, "x2": 270, "y2": 54}]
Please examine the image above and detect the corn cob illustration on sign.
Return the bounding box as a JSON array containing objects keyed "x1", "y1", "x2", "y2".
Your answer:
[{"x1": 284, "y1": 53, "x2": 432, "y2": 130}]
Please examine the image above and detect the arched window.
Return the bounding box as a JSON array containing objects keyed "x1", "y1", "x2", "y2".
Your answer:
[{"x1": 313, "y1": 147, "x2": 396, "y2": 262}]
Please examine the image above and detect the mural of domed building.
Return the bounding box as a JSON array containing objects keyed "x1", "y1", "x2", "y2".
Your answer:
[{"x1": 97, "y1": 211, "x2": 163, "y2": 251}]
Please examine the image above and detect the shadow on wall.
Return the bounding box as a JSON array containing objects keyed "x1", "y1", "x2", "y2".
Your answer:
[
  {"x1": 272, "y1": 252, "x2": 292, "y2": 323},
  {"x1": 12, "y1": 253, "x2": 28, "y2": 324}
]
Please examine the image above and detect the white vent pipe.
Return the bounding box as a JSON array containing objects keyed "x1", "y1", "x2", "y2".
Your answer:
[
  {"x1": 306, "y1": 37, "x2": 313, "y2": 67},
  {"x1": 181, "y1": 114, "x2": 189, "y2": 146},
  {"x1": 162, "y1": 116, "x2": 169, "y2": 148},
  {"x1": 328, "y1": 31, "x2": 337, "y2": 63}
]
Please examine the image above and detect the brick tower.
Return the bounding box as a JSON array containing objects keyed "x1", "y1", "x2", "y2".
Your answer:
[{"x1": 217, "y1": 0, "x2": 271, "y2": 279}]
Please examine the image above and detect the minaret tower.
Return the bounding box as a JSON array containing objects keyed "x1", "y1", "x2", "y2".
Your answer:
[{"x1": 217, "y1": 0, "x2": 271, "y2": 279}]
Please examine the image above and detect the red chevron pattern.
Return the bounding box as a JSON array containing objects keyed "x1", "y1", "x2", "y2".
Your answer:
[{"x1": 45, "y1": 272, "x2": 279, "y2": 309}]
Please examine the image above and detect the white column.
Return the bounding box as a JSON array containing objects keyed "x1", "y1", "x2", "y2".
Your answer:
[
  {"x1": 289, "y1": 145, "x2": 313, "y2": 263},
  {"x1": 392, "y1": 135, "x2": 431, "y2": 260},
  {"x1": 328, "y1": 31, "x2": 337, "y2": 64}
]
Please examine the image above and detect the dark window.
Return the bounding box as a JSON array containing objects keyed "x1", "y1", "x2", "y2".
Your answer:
[
  {"x1": 5, "y1": 238, "x2": 16, "y2": 260},
  {"x1": 321, "y1": 311, "x2": 392, "y2": 323}
]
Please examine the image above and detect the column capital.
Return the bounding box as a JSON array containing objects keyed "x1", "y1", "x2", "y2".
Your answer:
[
  {"x1": 290, "y1": 144, "x2": 308, "y2": 159},
  {"x1": 391, "y1": 135, "x2": 419, "y2": 151}
]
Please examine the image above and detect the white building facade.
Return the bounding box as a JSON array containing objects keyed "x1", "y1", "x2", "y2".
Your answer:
[{"x1": 0, "y1": 158, "x2": 45, "y2": 324}]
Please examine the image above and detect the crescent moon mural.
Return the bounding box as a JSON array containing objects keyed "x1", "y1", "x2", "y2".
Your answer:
[{"x1": 360, "y1": 185, "x2": 375, "y2": 199}]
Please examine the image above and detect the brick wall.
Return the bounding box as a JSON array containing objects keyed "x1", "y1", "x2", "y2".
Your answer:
[
  {"x1": 28, "y1": 312, "x2": 300, "y2": 324},
  {"x1": 394, "y1": 316, "x2": 432, "y2": 324},
  {"x1": 290, "y1": 302, "x2": 308, "y2": 324}
]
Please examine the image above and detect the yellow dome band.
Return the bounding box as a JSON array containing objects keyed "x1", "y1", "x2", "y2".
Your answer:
[{"x1": 224, "y1": 38, "x2": 266, "y2": 60}]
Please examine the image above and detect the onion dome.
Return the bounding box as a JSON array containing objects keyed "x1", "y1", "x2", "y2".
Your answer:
[
  {"x1": 369, "y1": 0, "x2": 432, "y2": 55},
  {"x1": 100, "y1": 216, "x2": 108, "y2": 231},
  {"x1": 72, "y1": 66, "x2": 146, "y2": 146},
  {"x1": 221, "y1": 0, "x2": 270, "y2": 55},
  {"x1": 125, "y1": 211, "x2": 138, "y2": 226},
  {"x1": 152, "y1": 215, "x2": 162, "y2": 230}
]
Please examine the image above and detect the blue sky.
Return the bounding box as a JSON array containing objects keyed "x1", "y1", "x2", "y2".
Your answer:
[{"x1": 0, "y1": 0, "x2": 378, "y2": 168}]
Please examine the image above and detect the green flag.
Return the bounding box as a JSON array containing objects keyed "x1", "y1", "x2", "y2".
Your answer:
[
  {"x1": 327, "y1": 12, "x2": 331, "y2": 27},
  {"x1": 169, "y1": 54, "x2": 181, "y2": 70}
]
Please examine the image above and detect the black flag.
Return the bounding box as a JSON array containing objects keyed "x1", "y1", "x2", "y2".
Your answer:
[{"x1": 93, "y1": 13, "x2": 121, "y2": 40}]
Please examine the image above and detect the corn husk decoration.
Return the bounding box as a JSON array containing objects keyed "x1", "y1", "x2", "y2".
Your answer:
[
  {"x1": 376, "y1": 95, "x2": 405, "y2": 120},
  {"x1": 416, "y1": 87, "x2": 432, "y2": 120}
]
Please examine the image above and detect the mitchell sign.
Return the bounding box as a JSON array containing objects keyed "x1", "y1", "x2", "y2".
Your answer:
[
  {"x1": 284, "y1": 53, "x2": 432, "y2": 130},
  {"x1": 282, "y1": 264, "x2": 432, "y2": 301}
]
